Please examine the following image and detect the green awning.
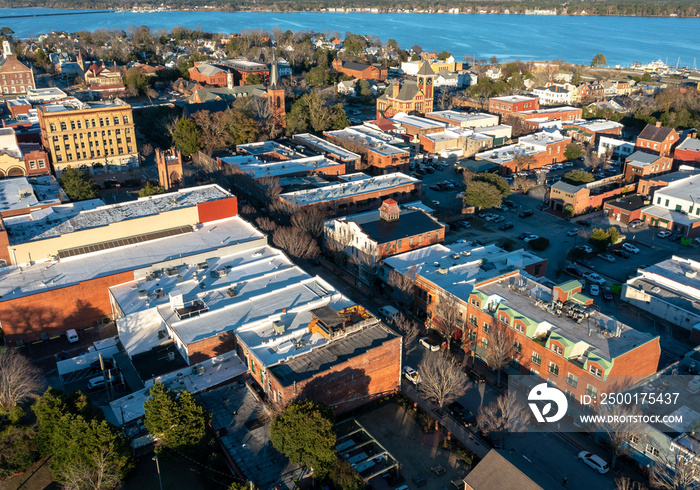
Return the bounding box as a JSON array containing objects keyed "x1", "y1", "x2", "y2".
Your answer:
[
  {"x1": 572, "y1": 292, "x2": 591, "y2": 304},
  {"x1": 558, "y1": 280, "x2": 582, "y2": 293}
]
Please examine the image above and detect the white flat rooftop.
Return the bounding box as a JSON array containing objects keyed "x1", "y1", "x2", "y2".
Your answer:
[
  {"x1": 391, "y1": 113, "x2": 447, "y2": 130},
  {"x1": 0, "y1": 216, "x2": 264, "y2": 301},
  {"x1": 566, "y1": 119, "x2": 624, "y2": 132},
  {"x1": 110, "y1": 244, "x2": 357, "y2": 367},
  {"x1": 325, "y1": 127, "x2": 407, "y2": 157},
  {"x1": 294, "y1": 133, "x2": 360, "y2": 161},
  {"x1": 0, "y1": 176, "x2": 65, "y2": 214},
  {"x1": 237, "y1": 140, "x2": 304, "y2": 159},
  {"x1": 5, "y1": 185, "x2": 230, "y2": 245},
  {"x1": 491, "y1": 95, "x2": 538, "y2": 103},
  {"x1": 221, "y1": 155, "x2": 343, "y2": 179},
  {"x1": 280, "y1": 172, "x2": 418, "y2": 206}
]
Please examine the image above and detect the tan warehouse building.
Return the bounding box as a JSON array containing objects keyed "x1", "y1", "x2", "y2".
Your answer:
[{"x1": 37, "y1": 98, "x2": 139, "y2": 175}]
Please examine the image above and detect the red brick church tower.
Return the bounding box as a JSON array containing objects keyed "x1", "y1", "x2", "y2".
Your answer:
[
  {"x1": 266, "y1": 51, "x2": 286, "y2": 125},
  {"x1": 416, "y1": 61, "x2": 435, "y2": 114},
  {"x1": 155, "y1": 148, "x2": 183, "y2": 191}
]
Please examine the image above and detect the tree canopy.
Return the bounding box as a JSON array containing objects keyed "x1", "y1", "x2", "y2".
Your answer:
[
  {"x1": 590, "y1": 54, "x2": 607, "y2": 67},
  {"x1": 564, "y1": 143, "x2": 583, "y2": 161},
  {"x1": 471, "y1": 173, "x2": 510, "y2": 197},
  {"x1": 144, "y1": 382, "x2": 210, "y2": 452},
  {"x1": 563, "y1": 169, "x2": 594, "y2": 186},
  {"x1": 138, "y1": 182, "x2": 165, "y2": 197},
  {"x1": 270, "y1": 400, "x2": 337, "y2": 473},
  {"x1": 286, "y1": 91, "x2": 350, "y2": 134},
  {"x1": 58, "y1": 167, "x2": 99, "y2": 202},
  {"x1": 172, "y1": 117, "x2": 202, "y2": 157},
  {"x1": 463, "y1": 180, "x2": 504, "y2": 210}
]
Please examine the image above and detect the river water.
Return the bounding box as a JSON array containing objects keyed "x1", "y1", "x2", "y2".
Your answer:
[{"x1": 2, "y1": 8, "x2": 700, "y2": 66}]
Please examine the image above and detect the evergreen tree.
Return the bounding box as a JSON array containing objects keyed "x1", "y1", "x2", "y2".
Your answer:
[
  {"x1": 58, "y1": 167, "x2": 99, "y2": 202},
  {"x1": 172, "y1": 117, "x2": 202, "y2": 157}
]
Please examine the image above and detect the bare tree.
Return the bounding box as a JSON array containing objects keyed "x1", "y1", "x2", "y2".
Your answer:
[
  {"x1": 387, "y1": 264, "x2": 417, "y2": 308},
  {"x1": 272, "y1": 227, "x2": 320, "y2": 259},
  {"x1": 290, "y1": 207, "x2": 327, "y2": 238},
  {"x1": 257, "y1": 176, "x2": 282, "y2": 204},
  {"x1": 59, "y1": 448, "x2": 124, "y2": 490},
  {"x1": 139, "y1": 142, "x2": 154, "y2": 158},
  {"x1": 418, "y1": 353, "x2": 468, "y2": 409},
  {"x1": 615, "y1": 476, "x2": 647, "y2": 490},
  {"x1": 324, "y1": 224, "x2": 353, "y2": 259},
  {"x1": 348, "y1": 247, "x2": 378, "y2": 287},
  {"x1": 598, "y1": 403, "x2": 648, "y2": 470},
  {"x1": 255, "y1": 216, "x2": 278, "y2": 232},
  {"x1": 649, "y1": 451, "x2": 700, "y2": 490},
  {"x1": 432, "y1": 292, "x2": 464, "y2": 351},
  {"x1": 477, "y1": 392, "x2": 530, "y2": 448},
  {"x1": 0, "y1": 348, "x2": 42, "y2": 413},
  {"x1": 395, "y1": 312, "x2": 420, "y2": 354},
  {"x1": 483, "y1": 321, "x2": 516, "y2": 387}
]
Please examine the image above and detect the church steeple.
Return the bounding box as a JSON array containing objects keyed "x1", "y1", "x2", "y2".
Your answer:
[
  {"x1": 416, "y1": 61, "x2": 435, "y2": 113},
  {"x1": 269, "y1": 49, "x2": 280, "y2": 89}
]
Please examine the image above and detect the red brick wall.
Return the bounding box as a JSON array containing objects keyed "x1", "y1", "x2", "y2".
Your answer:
[
  {"x1": 488, "y1": 98, "x2": 539, "y2": 116},
  {"x1": 528, "y1": 108, "x2": 582, "y2": 122},
  {"x1": 197, "y1": 196, "x2": 238, "y2": 223},
  {"x1": 266, "y1": 334, "x2": 402, "y2": 413},
  {"x1": 376, "y1": 227, "x2": 444, "y2": 259},
  {"x1": 609, "y1": 337, "x2": 661, "y2": 377},
  {"x1": 0, "y1": 270, "x2": 134, "y2": 345},
  {"x1": 674, "y1": 147, "x2": 700, "y2": 165},
  {"x1": 186, "y1": 331, "x2": 237, "y2": 365},
  {"x1": 189, "y1": 64, "x2": 228, "y2": 87},
  {"x1": 0, "y1": 222, "x2": 11, "y2": 265}
]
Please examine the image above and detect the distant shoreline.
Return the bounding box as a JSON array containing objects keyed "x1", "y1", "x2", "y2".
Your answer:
[{"x1": 1, "y1": 6, "x2": 699, "y2": 19}]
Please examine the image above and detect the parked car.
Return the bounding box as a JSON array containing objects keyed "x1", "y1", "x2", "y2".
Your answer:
[
  {"x1": 598, "y1": 253, "x2": 616, "y2": 263},
  {"x1": 566, "y1": 229, "x2": 579, "y2": 237},
  {"x1": 430, "y1": 184, "x2": 441, "y2": 191},
  {"x1": 466, "y1": 368, "x2": 486, "y2": 383},
  {"x1": 628, "y1": 219, "x2": 643, "y2": 228},
  {"x1": 403, "y1": 366, "x2": 420, "y2": 385},
  {"x1": 447, "y1": 401, "x2": 477, "y2": 428},
  {"x1": 523, "y1": 235, "x2": 540, "y2": 243},
  {"x1": 612, "y1": 249, "x2": 630, "y2": 259},
  {"x1": 431, "y1": 200, "x2": 440, "y2": 207},
  {"x1": 589, "y1": 284, "x2": 600, "y2": 296},
  {"x1": 564, "y1": 266, "x2": 582, "y2": 277},
  {"x1": 577, "y1": 245, "x2": 594, "y2": 254},
  {"x1": 622, "y1": 243, "x2": 640, "y2": 254},
  {"x1": 583, "y1": 272, "x2": 606, "y2": 285},
  {"x1": 459, "y1": 221, "x2": 471, "y2": 228},
  {"x1": 66, "y1": 329, "x2": 79, "y2": 343},
  {"x1": 498, "y1": 222, "x2": 514, "y2": 230},
  {"x1": 577, "y1": 220, "x2": 592, "y2": 227},
  {"x1": 578, "y1": 451, "x2": 610, "y2": 474},
  {"x1": 493, "y1": 216, "x2": 506, "y2": 224},
  {"x1": 419, "y1": 337, "x2": 441, "y2": 352},
  {"x1": 502, "y1": 199, "x2": 516, "y2": 208},
  {"x1": 518, "y1": 210, "x2": 534, "y2": 218},
  {"x1": 603, "y1": 287, "x2": 613, "y2": 301},
  {"x1": 518, "y1": 232, "x2": 531, "y2": 240},
  {"x1": 658, "y1": 230, "x2": 673, "y2": 238}
]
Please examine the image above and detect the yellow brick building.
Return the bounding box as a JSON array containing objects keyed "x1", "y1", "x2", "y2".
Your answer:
[{"x1": 37, "y1": 99, "x2": 139, "y2": 175}]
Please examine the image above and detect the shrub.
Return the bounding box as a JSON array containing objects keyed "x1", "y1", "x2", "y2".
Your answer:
[{"x1": 528, "y1": 237, "x2": 550, "y2": 251}]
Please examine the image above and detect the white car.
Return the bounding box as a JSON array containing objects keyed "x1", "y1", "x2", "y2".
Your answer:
[
  {"x1": 523, "y1": 235, "x2": 539, "y2": 243},
  {"x1": 564, "y1": 162, "x2": 574, "y2": 167},
  {"x1": 622, "y1": 243, "x2": 640, "y2": 254},
  {"x1": 578, "y1": 451, "x2": 610, "y2": 474},
  {"x1": 403, "y1": 366, "x2": 420, "y2": 385},
  {"x1": 658, "y1": 230, "x2": 673, "y2": 238},
  {"x1": 567, "y1": 229, "x2": 579, "y2": 237},
  {"x1": 419, "y1": 337, "x2": 441, "y2": 352},
  {"x1": 598, "y1": 253, "x2": 616, "y2": 263},
  {"x1": 577, "y1": 245, "x2": 594, "y2": 254},
  {"x1": 583, "y1": 272, "x2": 606, "y2": 286},
  {"x1": 589, "y1": 284, "x2": 600, "y2": 296}
]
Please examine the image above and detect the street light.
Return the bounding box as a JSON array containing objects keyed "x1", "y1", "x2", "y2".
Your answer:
[{"x1": 153, "y1": 454, "x2": 163, "y2": 490}]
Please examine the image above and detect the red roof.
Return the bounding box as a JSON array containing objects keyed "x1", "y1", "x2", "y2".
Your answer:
[{"x1": 369, "y1": 119, "x2": 396, "y2": 131}]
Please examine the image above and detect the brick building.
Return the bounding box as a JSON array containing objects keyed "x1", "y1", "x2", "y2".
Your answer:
[
  {"x1": 0, "y1": 41, "x2": 35, "y2": 96},
  {"x1": 624, "y1": 151, "x2": 674, "y2": 182},
  {"x1": 517, "y1": 106, "x2": 582, "y2": 124},
  {"x1": 390, "y1": 112, "x2": 446, "y2": 137},
  {"x1": 324, "y1": 127, "x2": 410, "y2": 173},
  {"x1": 637, "y1": 167, "x2": 700, "y2": 197},
  {"x1": 332, "y1": 59, "x2": 387, "y2": 80},
  {"x1": 674, "y1": 136, "x2": 700, "y2": 166},
  {"x1": 324, "y1": 199, "x2": 444, "y2": 281},
  {"x1": 577, "y1": 81, "x2": 605, "y2": 102},
  {"x1": 562, "y1": 119, "x2": 624, "y2": 146},
  {"x1": 603, "y1": 194, "x2": 647, "y2": 224},
  {"x1": 37, "y1": 98, "x2": 139, "y2": 175},
  {"x1": 292, "y1": 133, "x2": 361, "y2": 171},
  {"x1": 190, "y1": 59, "x2": 270, "y2": 87},
  {"x1": 488, "y1": 95, "x2": 539, "y2": 116},
  {"x1": 219, "y1": 154, "x2": 346, "y2": 180},
  {"x1": 419, "y1": 129, "x2": 493, "y2": 158},
  {"x1": 0, "y1": 185, "x2": 241, "y2": 345},
  {"x1": 84, "y1": 62, "x2": 123, "y2": 87},
  {"x1": 376, "y1": 62, "x2": 435, "y2": 118},
  {"x1": 426, "y1": 111, "x2": 499, "y2": 129},
  {"x1": 475, "y1": 130, "x2": 572, "y2": 173},
  {"x1": 155, "y1": 147, "x2": 184, "y2": 190},
  {"x1": 279, "y1": 172, "x2": 422, "y2": 216},
  {"x1": 640, "y1": 172, "x2": 700, "y2": 236},
  {"x1": 188, "y1": 62, "x2": 229, "y2": 87},
  {"x1": 549, "y1": 176, "x2": 636, "y2": 217},
  {"x1": 110, "y1": 238, "x2": 401, "y2": 413},
  {"x1": 635, "y1": 122, "x2": 680, "y2": 157},
  {"x1": 0, "y1": 127, "x2": 50, "y2": 177}
]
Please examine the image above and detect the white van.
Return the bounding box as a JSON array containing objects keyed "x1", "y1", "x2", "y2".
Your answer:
[
  {"x1": 378, "y1": 305, "x2": 400, "y2": 322},
  {"x1": 66, "y1": 329, "x2": 79, "y2": 343},
  {"x1": 87, "y1": 376, "x2": 108, "y2": 390}
]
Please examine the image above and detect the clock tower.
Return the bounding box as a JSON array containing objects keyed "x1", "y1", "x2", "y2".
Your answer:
[{"x1": 416, "y1": 61, "x2": 435, "y2": 113}]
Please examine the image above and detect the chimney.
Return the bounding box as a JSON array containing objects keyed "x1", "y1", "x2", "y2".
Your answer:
[
  {"x1": 392, "y1": 82, "x2": 399, "y2": 98},
  {"x1": 656, "y1": 121, "x2": 662, "y2": 128},
  {"x1": 227, "y1": 71, "x2": 234, "y2": 89}
]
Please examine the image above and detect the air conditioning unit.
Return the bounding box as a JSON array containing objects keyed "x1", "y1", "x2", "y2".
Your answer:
[{"x1": 192, "y1": 364, "x2": 205, "y2": 375}]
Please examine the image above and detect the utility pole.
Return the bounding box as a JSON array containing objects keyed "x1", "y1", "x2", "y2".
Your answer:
[{"x1": 153, "y1": 454, "x2": 163, "y2": 490}]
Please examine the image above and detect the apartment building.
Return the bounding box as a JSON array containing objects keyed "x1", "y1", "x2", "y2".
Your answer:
[{"x1": 0, "y1": 40, "x2": 35, "y2": 96}]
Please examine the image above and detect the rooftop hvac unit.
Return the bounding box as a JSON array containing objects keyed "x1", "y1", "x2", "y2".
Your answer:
[
  {"x1": 138, "y1": 289, "x2": 148, "y2": 299},
  {"x1": 167, "y1": 351, "x2": 175, "y2": 361},
  {"x1": 437, "y1": 267, "x2": 449, "y2": 275},
  {"x1": 197, "y1": 262, "x2": 208, "y2": 270},
  {"x1": 192, "y1": 364, "x2": 205, "y2": 375},
  {"x1": 165, "y1": 267, "x2": 179, "y2": 277},
  {"x1": 226, "y1": 287, "x2": 237, "y2": 297},
  {"x1": 154, "y1": 288, "x2": 164, "y2": 299},
  {"x1": 686, "y1": 270, "x2": 698, "y2": 279},
  {"x1": 273, "y1": 320, "x2": 286, "y2": 335}
]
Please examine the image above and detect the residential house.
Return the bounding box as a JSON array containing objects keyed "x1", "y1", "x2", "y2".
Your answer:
[
  {"x1": 640, "y1": 173, "x2": 700, "y2": 236},
  {"x1": 337, "y1": 78, "x2": 358, "y2": 95},
  {"x1": 532, "y1": 85, "x2": 573, "y2": 105},
  {"x1": 635, "y1": 122, "x2": 679, "y2": 157},
  {"x1": 0, "y1": 40, "x2": 35, "y2": 96},
  {"x1": 84, "y1": 62, "x2": 124, "y2": 88},
  {"x1": 332, "y1": 59, "x2": 387, "y2": 80},
  {"x1": 577, "y1": 81, "x2": 605, "y2": 102}
]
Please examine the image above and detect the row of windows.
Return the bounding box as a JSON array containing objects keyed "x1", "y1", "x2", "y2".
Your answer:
[
  {"x1": 54, "y1": 131, "x2": 131, "y2": 142},
  {"x1": 54, "y1": 137, "x2": 130, "y2": 151},
  {"x1": 2, "y1": 85, "x2": 31, "y2": 94},
  {"x1": 28, "y1": 159, "x2": 46, "y2": 170},
  {"x1": 49, "y1": 115, "x2": 130, "y2": 132},
  {"x1": 1, "y1": 73, "x2": 32, "y2": 79},
  {"x1": 55, "y1": 146, "x2": 133, "y2": 162}
]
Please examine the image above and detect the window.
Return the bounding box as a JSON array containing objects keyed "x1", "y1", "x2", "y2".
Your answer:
[
  {"x1": 513, "y1": 323, "x2": 524, "y2": 334},
  {"x1": 468, "y1": 330, "x2": 477, "y2": 342},
  {"x1": 630, "y1": 435, "x2": 639, "y2": 445},
  {"x1": 645, "y1": 444, "x2": 659, "y2": 457},
  {"x1": 70, "y1": 121, "x2": 75, "y2": 130},
  {"x1": 589, "y1": 365, "x2": 603, "y2": 378},
  {"x1": 482, "y1": 323, "x2": 490, "y2": 334},
  {"x1": 397, "y1": 239, "x2": 402, "y2": 248},
  {"x1": 532, "y1": 352, "x2": 541, "y2": 366},
  {"x1": 551, "y1": 344, "x2": 563, "y2": 355},
  {"x1": 113, "y1": 116, "x2": 119, "y2": 125},
  {"x1": 409, "y1": 237, "x2": 413, "y2": 246},
  {"x1": 499, "y1": 314, "x2": 509, "y2": 325},
  {"x1": 585, "y1": 384, "x2": 598, "y2": 399},
  {"x1": 38, "y1": 160, "x2": 45, "y2": 168},
  {"x1": 513, "y1": 341, "x2": 522, "y2": 354},
  {"x1": 50, "y1": 123, "x2": 56, "y2": 132},
  {"x1": 29, "y1": 160, "x2": 37, "y2": 169},
  {"x1": 469, "y1": 315, "x2": 477, "y2": 327},
  {"x1": 123, "y1": 115, "x2": 129, "y2": 124},
  {"x1": 60, "y1": 122, "x2": 67, "y2": 131},
  {"x1": 548, "y1": 362, "x2": 559, "y2": 376},
  {"x1": 566, "y1": 373, "x2": 578, "y2": 388},
  {"x1": 470, "y1": 298, "x2": 480, "y2": 308},
  {"x1": 482, "y1": 338, "x2": 488, "y2": 348},
  {"x1": 665, "y1": 199, "x2": 670, "y2": 207}
]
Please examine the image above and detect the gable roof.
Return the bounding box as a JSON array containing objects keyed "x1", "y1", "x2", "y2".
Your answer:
[
  {"x1": 417, "y1": 61, "x2": 434, "y2": 76},
  {"x1": 379, "y1": 80, "x2": 421, "y2": 102},
  {"x1": 465, "y1": 449, "x2": 559, "y2": 490},
  {"x1": 627, "y1": 150, "x2": 662, "y2": 165},
  {"x1": 638, "y1": 123, "x2": 675, "y2": 143}
]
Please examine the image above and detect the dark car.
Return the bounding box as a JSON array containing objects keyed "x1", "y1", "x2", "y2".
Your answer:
[
  {"x1": 425, "y1": 167, "x2": 435, "y2": 174},
  {"x1": 466, "y1": 368, "x2": 486, "y2": 383},
  {"x1": 612, "y1": 249, "x2": 630, "y2": 259},
  {"x1": 518, "y1": 210, "x2": 534, "y2": 218},
  {"x1": 603, "y1": 287, "x2": 613, "y2": 301},
  {"x1": 518, "y1": 232, "x2": 531, "y2": 240},
  {"x1": 577, "y1": 220, "x2": 592, "y2": 227},
  {"x1": 430, "y1": 184, "x2": 441, "y2": 191},
  {"x1": 451, "y1": 222, "x2": 463, "y2": 230},
  {"x1": 498, "y1": 222, "x2": 514, "y2": 230},
  {"x1": 448, "y1": 402, "x2": 477, "y2": 428},
  {"x1": 502, "y1": 199, "x2": 516, "y2": 208},
  {"x1": 564, "y1": 266, "x2": 583, "y2": 277}
]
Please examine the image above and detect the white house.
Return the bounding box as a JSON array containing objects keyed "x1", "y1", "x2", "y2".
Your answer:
[
  {"x1": 597, "y1": 136, "x2": 634, "y2": 161},
  {"x1": 337, "y1": 79, "x2": 358, "y2": 95},
  {"x1": 532, "y1": 85, "x2": 573, "y2": 105}
]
